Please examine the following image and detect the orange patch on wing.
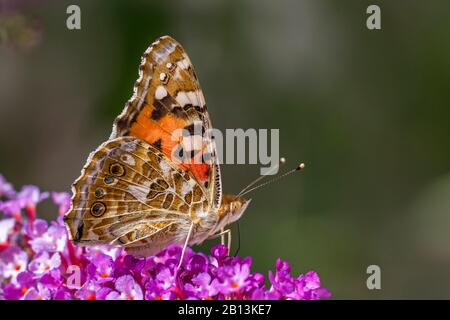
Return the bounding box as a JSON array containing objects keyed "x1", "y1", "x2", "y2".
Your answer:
[
  {"x1": 130, "y1": 105, "x2": 186, "y2": 146},
  {"x1": 184, "y1": 149, "x2": 210, "y2": 182},
  {"x1": 130, "y1": 104, "x2": 210, "y2": 183},
  {"x1": 189, "y1": 163, "x2": 210, "y2": 182}
]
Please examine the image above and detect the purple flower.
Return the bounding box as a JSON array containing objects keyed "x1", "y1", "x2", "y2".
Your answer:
[
  {"x1": 214, "y1": 258, "x2": 251, "y2": 295},
  {"x1": 0, "y1": 174, "x2": 15, "y2": 198},
  {"x1": 106, "y1": 275, "x2": 143, "y2": 300},
  {"x1": 16, "y1": 185, "x2": 49, "y2": 209},
  {"x1": 291, "y1": 271, "x2": 331, "y2": 300},
  {"x1": 51, "y1": 192, "x2": 71, "y2": 219},
  {"x1": 3, "y1": 271, "x2": 34, "y2": 299},
  {"x1": 267, "y1": 259, "x2": 332, "y2": 300},
  {"x1": 0, "y1": 218, "x2": 15, "y2": 245},
  {"x1": 144, "y1": 266, "x2": 178, "y2": 300},
  {"x1": 211, "y1": 243, "x2": 228, "y2": 266},
  {"x1": 86, "y1": 253, "x2": 115, "y2": 283},
  {"x1": 268, "y1": 258, "x2": 296, "y2": 298},
  {"x1": 22, "y1": 282, "x2": 52, "y2": 300},
  {"x1": 75, "y1": 280, "x2": 112, "y2": 300},
  {"x1": 0, "y1": 184, "x2": 48, "y2": 221},
  {"x1": 84, "y1": 245, "x2": 123, "y2": 261},
  {"x1": 0, "y1": 176, "x2": 331, "y2": 300},
  {"x1": 24, "y1": 219, "x2": 48, "y2": 239},
  {"x1": 0, "y1": 199, "x2": 23, "y2": 221},
  {"x1": 123, "y1": 254, "x2": 145, "y2": 274},
  {"x1": 184, "y1": 272, "x2": 218, "y2": 299},
  {"x1": 28, "y1": 222, "x2": 67, "y2": 253},
  {"x1": 53, "y1": 287, "x2": 73, "y2": 300},
  {"x1": 0, "y1": 246, "x2": 29, "y2": 284},
  {"x1": 29, "y1": 252, "x2": 61, "y2": 275},
  {"x1": 39, "y1": 269, "x2": 64, "y2": 291}
]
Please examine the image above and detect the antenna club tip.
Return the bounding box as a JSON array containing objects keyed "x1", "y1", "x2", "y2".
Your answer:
[
  {"x1": 297, "y1": 163, "x2": 306, "y2": 171},
  {"x1": 280, "y1": 157, "x2": 286, "y2": 164}
]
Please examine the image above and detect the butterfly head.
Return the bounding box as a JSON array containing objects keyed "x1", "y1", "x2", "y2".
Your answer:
[{"x1": 217, "y1": 194, "x2": 251, "y2": 227}]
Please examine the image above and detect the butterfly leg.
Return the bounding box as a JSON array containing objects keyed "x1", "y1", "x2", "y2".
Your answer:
[
  {"x1": 226, "y1": 229, "x2": 231, "y2": 254},
  {"x1": 177, "y1": 222, "x2": 194, "y2": 269},
  {"x1": 208, "y1": 228, "x2": 232, "y2": 255},
  {"x1": 221, "y1": 227, "x2": 225, "y2": 245}
]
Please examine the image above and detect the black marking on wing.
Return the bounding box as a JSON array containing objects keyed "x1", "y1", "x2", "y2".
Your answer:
[
  {"x1": 153, "y1": 138, "x2": 162, "y2": 150},
  {"x1": 75, "y1": 221, "x2": 84, "y2": 242}
]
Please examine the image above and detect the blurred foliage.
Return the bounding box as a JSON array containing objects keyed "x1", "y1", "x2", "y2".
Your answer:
[{"x1": 1, "y1": 0, "x2": 450, "y2": 298}]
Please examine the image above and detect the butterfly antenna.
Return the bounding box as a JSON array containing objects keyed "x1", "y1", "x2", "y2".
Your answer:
[
  {"x1": 238, "y1": 162, "x2": 305, "y2": 197},
  {"x1": 237, "y1": 158, "x2": 286, "y2": 197}
]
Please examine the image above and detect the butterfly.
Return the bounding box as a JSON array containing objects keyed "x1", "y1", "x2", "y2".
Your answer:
[{"x1": 63, "y1": 36, "x2": 251, "y2": 264}]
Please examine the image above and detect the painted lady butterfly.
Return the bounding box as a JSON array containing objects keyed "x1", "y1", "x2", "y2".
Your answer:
[{"x1": 64, "y1": 36, "x2": 251, "y2": 264}]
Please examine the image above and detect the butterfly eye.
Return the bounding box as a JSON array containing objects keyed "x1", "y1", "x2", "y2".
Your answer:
[
  {"x1": 90, "y1": 202, "x2": 106, "y2": 217},
  {"x1": 109, "y1": 163, "x2": 125, "y2": 176},
  {"x1": 95, "y1": 188, "x2": 105, "y2": 198}
]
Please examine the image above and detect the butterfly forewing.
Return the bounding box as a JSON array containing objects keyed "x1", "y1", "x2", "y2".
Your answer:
[{"x1": 111, "y1": 36, "x2": 222, "y2": 209}]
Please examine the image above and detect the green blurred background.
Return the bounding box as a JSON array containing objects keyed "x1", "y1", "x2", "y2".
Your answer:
[{"x1": 1, "y1": 0, "x2": 450, "y2": 299}]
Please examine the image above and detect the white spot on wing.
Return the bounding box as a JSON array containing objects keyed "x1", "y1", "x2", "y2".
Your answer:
[
  {"x1": 173, "y1": 67, "x2": 182, "y2": 80},
  {"x1": 197, "y1": 211, "x2": 208, "y2": 218},
  {"x1": 127, "y1": 185, "x2": 150, "y2": 202},
  {"x1": 153, "y1": 41, "x2": 176, "y2": 63},
  {"x1": 139, "y1": 75, "x2": 152, "y2": 106},
  {"x1": 182, "y1": 135, "x2": 203, "y2": 151},
  {"x1": 181, "y1": 179, "x2": 197, "y2": 196},
  {"x1": 121, "y1": 154, "x2": 136, "y2": 166},
  {"x1": 187, "y1": 91, "x2": 200, "y2": 107},
  {"x1": 155, "y1": 86, "x2": 168, "y2": 100},
  {"x1": 177, "y1": 58, "x2": 189, "y2": 69},
  {"x1": 159, "y1": 159, "x2": 171, "y2": 176},
  {"x1": 175, "y1": 90, "x2": 203, "y2": 107},
  {"x1": 175, "y1": 91, "x2": 190, "y2": 106}
]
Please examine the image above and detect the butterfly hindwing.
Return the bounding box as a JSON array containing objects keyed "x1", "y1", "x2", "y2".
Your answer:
[{"x1": 64, "y1": 137, "x2": 211, "y2": 255}]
